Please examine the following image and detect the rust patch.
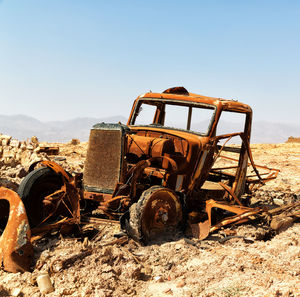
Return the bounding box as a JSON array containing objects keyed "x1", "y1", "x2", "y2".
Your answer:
[{"x1": 0, "y1": 187, "x2": 33, "y2": 273}]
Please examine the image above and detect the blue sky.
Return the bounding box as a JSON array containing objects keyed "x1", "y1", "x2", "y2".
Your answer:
[{"x1": 0, "y1": 0, "x2": 299, "y2": 124}]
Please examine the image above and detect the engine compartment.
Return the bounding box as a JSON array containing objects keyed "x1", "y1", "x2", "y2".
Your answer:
[{"x1": 126, "y1": 130, "x2": 201, "y2": 174}]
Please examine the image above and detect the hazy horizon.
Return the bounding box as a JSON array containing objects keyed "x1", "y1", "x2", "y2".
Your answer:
[
  {"x1": 1, "y1": 112, "x2": 300, "y2": 126},
  {"x1": 0, "y1": 113, "x2": 298, "y2": 144}
]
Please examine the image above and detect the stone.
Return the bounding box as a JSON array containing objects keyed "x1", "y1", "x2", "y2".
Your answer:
[
  {"x1": 176, "y1": 280, "x2": 186, "y2": 288},
  {"x1": 0, "y1": 135, "x2": 11, "y2": 146},
  {"x1": 131, "y1": 266, "x2": 142, "y2": 280},
  {"x1": 82, "y1": 237, "x2": 89, "y2": 249},
  {"x1": 163, "y1": 288, "x2": 173, "y2": 294},
  {"x1": 2, "y1": 147, "x2": 11, "y2": 157},
  {"x1": 154, "y1": 276, "x2": 164, "y2": 282},
  {"x1": 31, "y1": 136, "x2": 39, "y2": 145},
  {"x1": 20, "y1": 142, "x2": 27, "y2": 150},
  {"x1": 17, "y1": 167, "x2": 27, "y2": 178},
  {"x1": 270, "y1": 216, "x2": 294, "y2": 233},
  {"x1": 20, "y1": 151, "x2": 32, "y2": 167},
  {"x1": 15, "y1": 152, "x2": 22, "y2": 162},
  {"x1": 26, "y1": 144, "x2": 34, "y2": 150},
  {"x1": 36, "y1": 273, "x2": 54, "y2": 294},
  {"x1": 54, "y1": 156, "x2": 66, "y2": 161},
  {"x1": 141, "y1": 266, "x2": 152, "y2": 275},
  {"x1": 10, "y1": 139, "x2": 20, "y2": 148},
  {"x1": 34, "y1": 146, "x2": 41, "y2": 153},
  {"x1": 273, "y1": 198, "x2": 284, "y2": 206},
  {"x1": 11, "y1": 288, "x2": 22, "y2": 296},
  {"x1": 3, "y1": 156, "x2": 15, "y2": 166},
  {"x1": 6, "y1": 168, "x2": 16, "y2": 178},
  {"x1": 30, "y1": 152, "x2": 38, "y2": 160}
]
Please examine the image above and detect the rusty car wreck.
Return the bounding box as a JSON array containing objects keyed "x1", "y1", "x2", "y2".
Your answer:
[{"x1": 1, "y1": 86, "x2": 287, "y2": 273}]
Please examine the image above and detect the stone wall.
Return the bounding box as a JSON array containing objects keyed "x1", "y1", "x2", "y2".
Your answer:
[
  {"x1": 0, "y1": 134, "x2": 49, "y2": 169},
  {"x1": 0, "y1": 134, "x2": 52, "y2": 189}
]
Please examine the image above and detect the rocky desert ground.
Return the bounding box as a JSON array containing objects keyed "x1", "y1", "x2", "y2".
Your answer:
[{"x1": 0, "y1": 135, "x2": 299, "y2": 297}]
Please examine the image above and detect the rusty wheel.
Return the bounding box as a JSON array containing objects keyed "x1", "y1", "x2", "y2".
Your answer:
[
  {"x1": 18, "y1": 167, "x2": 64, "y2": 227},
  {"x1": 128, "y1": 186, "x2": 182, "y2": 243}
]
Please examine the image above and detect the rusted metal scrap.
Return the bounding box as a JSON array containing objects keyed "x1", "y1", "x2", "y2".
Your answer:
[
  {"x1": 0, "y1": 187, "x2": 33, "y2": 273},
  {"x1": 20, "y1": 160, "x2": 81, "y2": 229},
  {"x1": 0, "y1": 159, "x2": 82, "y2": 273},
  {"x1": 39, "y1": 145, "x2": 59, "y2": 155}
]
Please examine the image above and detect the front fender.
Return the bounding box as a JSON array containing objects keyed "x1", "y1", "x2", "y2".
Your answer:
[{"x1": 0, "y1": 187, "x2": 33, "y2": 272}]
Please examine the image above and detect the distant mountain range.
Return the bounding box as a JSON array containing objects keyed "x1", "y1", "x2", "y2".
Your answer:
[
  {"x1": 0, "y1": 114, "x2": 127, "y2": 142},
  {"x1": 0, "y1": 114, "x2": 298, "y2": 143}
]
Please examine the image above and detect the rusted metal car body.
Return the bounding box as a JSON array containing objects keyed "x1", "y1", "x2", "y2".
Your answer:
[
  {"x1": 0, "y1": 187, "x2": 33, "y2": 272},
  {"x1": 16, "y1": 87, "x2": 278, "y2": 244}
]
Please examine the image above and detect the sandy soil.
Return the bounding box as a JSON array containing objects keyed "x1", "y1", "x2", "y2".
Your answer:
[{"x1": 0, "y1": 142, "x2": 299, "y2": 297}]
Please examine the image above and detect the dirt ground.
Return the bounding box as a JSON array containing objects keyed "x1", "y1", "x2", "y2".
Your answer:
[{"x1": 0, "y1": 142, "x2": 299, "y2": 297}]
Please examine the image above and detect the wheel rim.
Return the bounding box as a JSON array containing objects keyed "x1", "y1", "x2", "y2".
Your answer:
[
  {"x1": 18, "y1": 168, "x2": 64, "y2": 227},
  {"x1": 27, "y1": 179, "x2": 63, "y2": 226},
  {"x1": 140, "y1": 187, "x2": 182, "y2": 241}
]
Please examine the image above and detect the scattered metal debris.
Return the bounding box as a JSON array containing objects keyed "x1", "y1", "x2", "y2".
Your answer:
[{"x1": 39, "y1": 145, "x2": 59, "y2": 155}]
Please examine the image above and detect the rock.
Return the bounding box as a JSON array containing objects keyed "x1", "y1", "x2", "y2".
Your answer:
[
  {"x1": 131, "y1": 266, "x2": 142, "y2": 280},
  {"x1": 273, "y1": 198, "x2": 284, "y2": 206},
  {"x1": 0, "y1": 285, "x2": 9, "y2": 296},
  {"x1": 2, "y1": 147, "x2": 12, "y2": 157},
  {"x1": 15, "y1": 152, "x2": 22, "y2": 162},
  {"x1": 176, "y1": 280, "x2": 186, "y2": 288},
  {"x1": 11, "y1": 288, "x2": 22, "y2": 296},
  {"x1": 36, "y1": 273, "x2": 54, "y2": 294},
  {"x1": 20, "y1": 151, "x2": 32, "y2": 168},
  {"x1": 6, "y1": 167, "x2": 17, "y2": 178},
  {"x1": 183, "y1": 238, "x2": 197, "y2": 245},
  {"x1": 17, "y1": 167, "x2": 27, "y2": 178},
  {"x1": 54, "y1": 156, "x2": 66, "y2": 161},
  {"x1": 82, "y1": 237, "x2": 89, "y2": 249},
  {"x1": 31, "y1": 136, "x2": 39, "y2": 145},
  {"x1": 30, "y1": 152, "x2": 38, "y2": 161},
  {"x1": 3, "y1": 156, "x2": 17, "y2": 166},
  {"x1": 20, "y1": 142, "x2": 27, "y2": 150},
  {"x1": 10, "y1": 139, "x2": 20, "y2": 148},
  {"x1": 0, "y1": 135, "x2": 12, "y2": 146},
  {"x1": 141, "y1": 266, "x2": 152, "y2": 276},
  {"x1": 270, "y1": 216, "x2": 294, "y2": 233},
  {"x1": 26, "y1": 144, "x2": 34, "y2": 150},
  {"x1": 154, "y1": 276, "x2": 164, "y2": 282},
  {"x1": 175, "y1": 243, "x2": 183, "y2": 250},
  {"x1": 34, "y1": 146, "x2": 41, "y2": 153}
]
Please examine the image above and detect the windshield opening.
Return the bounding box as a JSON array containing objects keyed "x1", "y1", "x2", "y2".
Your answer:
[{"x1": 130, "y1": 98, "x2": 216, "y2": 136}]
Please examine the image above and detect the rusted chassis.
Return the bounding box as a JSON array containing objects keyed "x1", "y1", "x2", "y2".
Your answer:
[
  {"x1": 16, "y1": 90, "x2": 279, "y2": 245},
  {"x1": 76, "y1": 92, "x2": 278, "y2": 240},
  {"x1": 0, "y1": 88, "x2": 281, "y2": 273}
]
